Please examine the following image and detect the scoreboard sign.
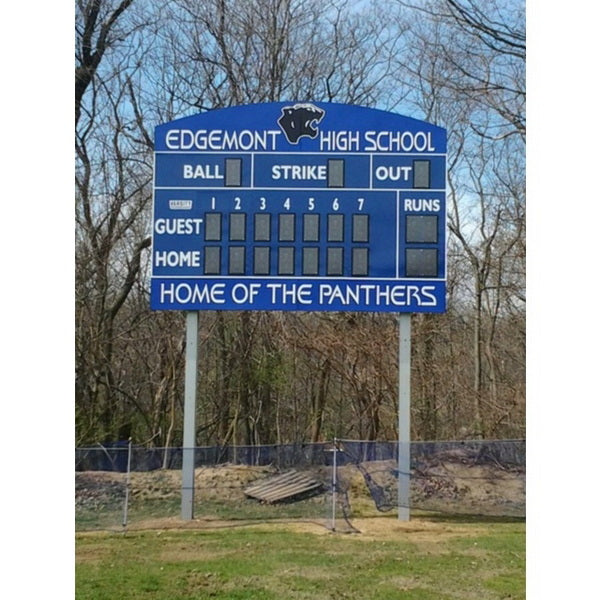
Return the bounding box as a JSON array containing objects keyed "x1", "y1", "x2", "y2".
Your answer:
[{"x1": 151, "y1": 102, "x2": 447, "y2": 312}]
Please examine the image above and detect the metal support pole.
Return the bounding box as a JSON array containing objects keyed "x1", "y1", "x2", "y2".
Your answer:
[
  {"x1": 122, "y1": 437, "x2": 132, "y2": 531},
  {"x1": 181, "y1": 311, "x2": 199, "y2": 520},
  {"x1": 397, "y1": 314, "x2": 411, "y2": 521}
]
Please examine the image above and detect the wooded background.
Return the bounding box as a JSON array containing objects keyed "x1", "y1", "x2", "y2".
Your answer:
[{"x1": 75, "y1": 0, "x2": 525, "y2": 447}]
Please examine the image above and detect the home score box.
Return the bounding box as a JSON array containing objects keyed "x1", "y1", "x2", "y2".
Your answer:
[{"x1": 151, "y1": 102, "x2": 447, "y2": 312}]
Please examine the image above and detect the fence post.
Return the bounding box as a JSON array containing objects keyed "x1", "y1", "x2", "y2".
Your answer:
[{"x1": 122, "y1": 438, "x2": 132, "y2": 531}]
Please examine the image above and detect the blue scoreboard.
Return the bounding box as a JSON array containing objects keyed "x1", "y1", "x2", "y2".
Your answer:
[{"x1": 151, "y1": 102, "x2": 447, "y2": 312}]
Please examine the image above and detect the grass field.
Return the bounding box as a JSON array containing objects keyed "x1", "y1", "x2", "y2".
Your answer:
[{"x1": 76, "y1": 514, "x2": 525, "y2": 599}]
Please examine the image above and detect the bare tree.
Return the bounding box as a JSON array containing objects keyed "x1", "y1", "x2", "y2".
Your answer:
[
  {"x1": 76, "y1": 0, "x2": 135, "y2": 125},
  {"x1": 386, "y1": 0, "x2": 525, "y2": 438},
  {"x1": 74, "y1": 0, "x2": 525, "y2": 446},
  {"x1": 75, "y1": 0, "x2": 155, "y2": 443},
  {"x1": 397, "y1": 0, "x2": 525, "y2": 138}
]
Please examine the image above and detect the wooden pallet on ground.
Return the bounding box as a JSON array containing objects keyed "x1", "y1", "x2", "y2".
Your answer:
[{"x1": 244, "y1": 470, "x2": 323, "y2": 503}]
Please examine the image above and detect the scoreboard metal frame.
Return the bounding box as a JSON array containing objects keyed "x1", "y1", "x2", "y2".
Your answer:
[{"x1": 151, "y1": 102, "x2": 447, "y2": 313}]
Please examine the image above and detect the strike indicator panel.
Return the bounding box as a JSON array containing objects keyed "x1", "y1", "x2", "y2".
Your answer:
[{"x1": 151, "y1": 102, "x2": 447, "y2": 312}]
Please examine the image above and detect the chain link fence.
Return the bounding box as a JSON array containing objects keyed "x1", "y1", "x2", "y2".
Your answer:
[{"x1": 75, "y1": 439, "x2": 525, "y2": 532}]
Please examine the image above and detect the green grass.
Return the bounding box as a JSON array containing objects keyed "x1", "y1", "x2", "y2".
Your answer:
[
  {"x1": 76, "y1": 495, "x2": 331, "y2": 531},
  {"x1": 76, "y1": 516, "x2": 525, "y2": 599}
]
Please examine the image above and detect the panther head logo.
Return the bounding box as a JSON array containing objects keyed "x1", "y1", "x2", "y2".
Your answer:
[{"x1": 277, "y1": 103, "x2": 325, "y2": 144}]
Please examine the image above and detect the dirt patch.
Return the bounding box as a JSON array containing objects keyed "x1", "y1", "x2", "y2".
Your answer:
[
  {"x1": 76, "y1": 515, "x2": 491, "y2": 546},
  {"x1": 76, "y1": 458, "x2": 524, "y2": 528},
  {"x1": 349, "y1": 516, "x2": 484, "y2": 542}
]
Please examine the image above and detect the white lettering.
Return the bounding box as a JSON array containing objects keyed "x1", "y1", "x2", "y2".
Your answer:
[
  {"x1": 154, "y1": 218, "x2": 203, "y2": 235},
  {"x1": 319, "y1": 130, "x2": 360, "y2": 151},
  {"x1": 364, "y1": 131, "x2": 377, "y2": 151},
  {"x1": 364, "y1": 130, "x2": 435, "y2": 152},
  {"x1": 165, "y1": 130, "x2": 180, "y2": 150},
  {"x1": 163, "y1": 129, "x2": 281, "y2": 151},
  {"x1": 182, "y1": 164, "x2": 223, "y2": 180},
  {"x1": 154, "y1": 250, "x2": 201, "y2": 267},
  {"x1": 231, "y1": 283, "x2": 261, "y2": 304},
  {"x1": 420, "y1": 286, "x2": 437, "y2": 306},
  {"x1": 407, "y1": 286, "x2": 422, "y2": 305},
  {"x1": 403, "y1": 198, "x2": 441, "y2": 212},
  {"x1": 375, "y1": 165, "x2": 412, "y2": 181},
  {"x1": 267, "y1": 283, "x2": 312, "y2": 304},
  {"x1": 271, "y1": 164, "x2": 327, "y2": 181},
  {"x1": 413, "y1": 131, "x2": 430, "y2": 152},
  {"x1": 318, "y1": 283, "x2": 438, "y2": 307},
  {"x1": 159, "y1": 282, "x2": 226, "y2": 304}
]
